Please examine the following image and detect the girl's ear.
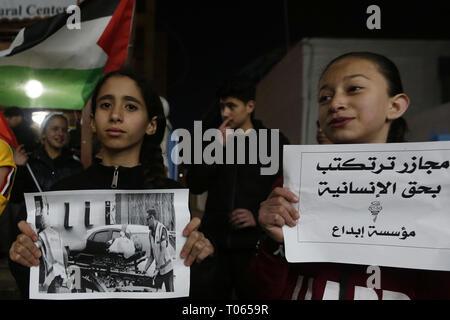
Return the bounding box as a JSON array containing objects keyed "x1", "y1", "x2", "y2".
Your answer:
[
  {"x1": 145, "y1": 116, "x2": 157, "y2": 135},
  {"x1": 90, "y1": 113, "x2": 97, "y2": 133},
  {"x1": 387, "y1": 93, "x2": 410, "y2": 121}
]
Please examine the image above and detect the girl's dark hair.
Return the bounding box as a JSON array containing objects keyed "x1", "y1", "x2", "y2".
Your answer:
[
  {"x1": 321, "y1": 52, "x2": 409, "y2": 142},
  {"x1": 90, "y1": 69, "x2": 167, "y2": 184}
]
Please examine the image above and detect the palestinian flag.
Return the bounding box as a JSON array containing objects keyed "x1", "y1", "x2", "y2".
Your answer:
[{"x1": 0, "y1": 0, "x2": 135, "y2": 110}]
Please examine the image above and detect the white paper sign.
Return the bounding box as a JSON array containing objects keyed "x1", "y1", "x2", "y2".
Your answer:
[
  {"x1": 25, "y1": 189, "x2": 191, "y2": 300},
  {"x1": 283, "y1": 141, "x2": 450, "y2": 271}
]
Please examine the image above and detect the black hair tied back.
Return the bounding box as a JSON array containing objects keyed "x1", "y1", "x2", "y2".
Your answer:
[{"x1": 91, "y1": 68, "x2": 168, "y2": 186}]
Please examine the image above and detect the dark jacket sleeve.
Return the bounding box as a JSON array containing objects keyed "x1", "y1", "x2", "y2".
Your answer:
[
  {"x1": 415, "y1": 269, "x2": 450, "y2": 299},
  {"x1": 246, "y1": 132, "x2": 293, "y2": 299},
  {"x1": 247, "y1": 238, "x2": 292, "y2": 299},
  {"x1": 9, "y1": 165, "x2": 36, "y2": 203},
  {"x1": 186, "y1": 163, "x2": 218, "y2": 195},
  {"x1": 277, "y1": 131, "x2": 290, "y2": 178},
  {"x1": 8, "y1": 202, "x2": 30, "y2": 299}
]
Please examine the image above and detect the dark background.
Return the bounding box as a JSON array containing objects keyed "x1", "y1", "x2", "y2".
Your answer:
[{"x1": 153, "y1": 0, "x2": 450, "y2": 130}]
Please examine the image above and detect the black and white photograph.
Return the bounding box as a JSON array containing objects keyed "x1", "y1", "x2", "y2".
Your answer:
[
  {"x1": 1, "y1": 0, "x2": 449, "y2": 310},
  {"x1": 24, "y1": 189, "x2": 190, "y2": 299}
]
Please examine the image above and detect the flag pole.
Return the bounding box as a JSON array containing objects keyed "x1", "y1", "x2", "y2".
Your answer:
[
  {"x1": 126, "y1": 0, "x2": 137, "y2": 67},
  {"x1": 26, "y1": 163, "x2": 43, "y2": 193},
  {"x1": 80, "y1": 98, "x2": 92, "y2": 169}
]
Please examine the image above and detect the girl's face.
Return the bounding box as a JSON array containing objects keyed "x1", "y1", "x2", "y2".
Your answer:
[
  {"x1": 92, "y1": 76, "x2": 156, "y2": 154},
  {"x1": 42, "y1": 117, "x2": 68, "y2": 150},
  {"x1": 318, "y1": 57, "x2": 401, "y2": 144}
]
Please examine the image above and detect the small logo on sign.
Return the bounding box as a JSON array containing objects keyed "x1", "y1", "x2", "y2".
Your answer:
[{"x1": 368, "y1": 201, "x2": 382, "y2": 223}]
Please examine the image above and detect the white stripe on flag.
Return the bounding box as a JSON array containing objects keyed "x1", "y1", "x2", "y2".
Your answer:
[{"x1": 0, "y1": 29, "x2": 25, "y2": 57}]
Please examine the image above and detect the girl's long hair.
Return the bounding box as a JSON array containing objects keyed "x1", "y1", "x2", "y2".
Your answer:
[{"x1": 90, "y1": 69, "x2": 167, "y2": 185}]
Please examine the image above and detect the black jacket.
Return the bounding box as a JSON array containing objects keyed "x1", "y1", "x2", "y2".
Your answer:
[
  {"x1": 186, "y1": 119, "x2": 290, "y2": 249},
  {"x1": 11, "y1": 146, "x2": 83, "y2": 202},
  {"x1": 52, "y1": 162, "x2": 180, "y2": 191}
]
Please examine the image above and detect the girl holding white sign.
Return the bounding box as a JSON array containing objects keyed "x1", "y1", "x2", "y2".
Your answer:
[
  {"x1": 250, "y1": 52, "x2": 450, "y2": 300},
  {"x1": 9, "y1": 69, "x2": 215, "y2": 298}
]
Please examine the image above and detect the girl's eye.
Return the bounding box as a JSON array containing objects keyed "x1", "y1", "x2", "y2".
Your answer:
[
  {"x1": 318, "y1": 95, "x2": 332, "y2": 104},
  {"x1": 125, "y1": 104, "x2": 138, "y2": 111},
  {"x1": 100, "y1": 102, "x2": 111, "y2": 109},
  {"x1": 348, "y1": 86, "x2": 363, "y2": 92}
]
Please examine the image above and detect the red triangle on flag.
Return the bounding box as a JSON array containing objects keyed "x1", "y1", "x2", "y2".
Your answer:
[{"x1": 97, "y1": 0, "x2": 135, "y2": 74}]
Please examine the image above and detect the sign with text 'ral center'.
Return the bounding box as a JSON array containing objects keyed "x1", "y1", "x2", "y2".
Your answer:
[
  {"x1": 0, "y1": 0, "x2": 77, "y2": 20},
  {"x1": 283, "y1": 141, "x2": 450, "y2": 271}
]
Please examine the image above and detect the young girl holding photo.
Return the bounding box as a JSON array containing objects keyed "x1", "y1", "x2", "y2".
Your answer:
[
  {"x1": 250, "y1": 52, "x2": 450, "y2": 300},
  {"x1": 9, "y1": 69, "x2": 214, "y2": 297}
]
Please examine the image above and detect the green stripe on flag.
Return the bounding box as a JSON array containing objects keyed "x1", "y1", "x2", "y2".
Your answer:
[{"x1": 0, "y1": 66, "x2": 104, "y2": 110}]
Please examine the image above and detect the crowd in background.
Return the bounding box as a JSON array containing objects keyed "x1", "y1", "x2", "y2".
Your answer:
[{"x1": 2, "y1": 52, "x2": 450, "y2": 300}]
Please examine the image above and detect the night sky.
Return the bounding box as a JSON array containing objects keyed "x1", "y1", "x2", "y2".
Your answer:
[{"x1": 155, "y1": 1, "x2": 450, "y2": 130}]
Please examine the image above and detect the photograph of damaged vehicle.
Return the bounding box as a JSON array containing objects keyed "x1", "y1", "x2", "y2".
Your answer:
[{"x1": 67, "y1": 223, "x2": 176, "y2": 293}]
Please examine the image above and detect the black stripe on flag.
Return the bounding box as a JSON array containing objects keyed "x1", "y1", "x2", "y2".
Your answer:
[
  {"x1": 7, "y1": 0, "x2": 121, "y2": 57},
  {"x1": 81, "y1": 0, "x2": 121, "y2": 23}
]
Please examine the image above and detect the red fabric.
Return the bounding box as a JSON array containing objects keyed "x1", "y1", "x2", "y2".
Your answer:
[
  {"x1": 97, "y1": 0, "x2": 135, "y2": 74},
  {"x1": 249, "y1": 246, "x2": 450, "y2": 300},
  {"x1": 248, "y1": 245, "x2": 291, "y2": 300},
  {"x1": 0, "y1": 112, "x2": 18, "y2": 149},
  {"x1": 272, "y1": 177, "x2": 283, "y2": 189}
]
